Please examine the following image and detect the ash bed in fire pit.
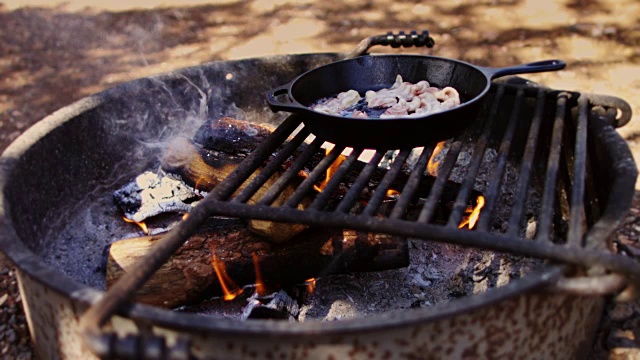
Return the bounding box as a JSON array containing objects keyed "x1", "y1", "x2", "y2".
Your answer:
[{"x1": 0, "y1": 38, "x2": 638, "y2": 359}]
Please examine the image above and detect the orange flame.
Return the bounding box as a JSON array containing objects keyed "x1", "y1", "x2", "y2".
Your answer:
[
  {"x1": 386, "y1": 189, "x2": 400, "y2": 197},
  {"x1": 194, "y1": 177, "x2": 206, "y2": 197},
  {"x1": 251, "y1": 253, "x2": 268, "y2": 296},
  {"x1": 182, "y1": 213, "x2": 189, "y2": 220},
  {"x1": 211, "y1": 252, "x2": 243, "y2": 301},
  {"x1": 305, "y1": 278, "x2": 317, "y2": 294},
  {"x1": 123, "y1": 217, "x2": 149, "y2": 235},
  {"x1": 458, "y1": 196, "x2": 485, "y2": 230},
  {"x1": 316, "y1": 149, "x2": 347, "y2": 192},
  {"x1": 427, "y1": 141, "x2": 446, "y2": 177}
]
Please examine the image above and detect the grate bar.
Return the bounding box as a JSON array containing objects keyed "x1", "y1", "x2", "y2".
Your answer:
[
  {"x1": 390, "y1": 145, "x2": 435, "y2": 219},
  {"x1": 284, "y1": 144, "x2": 347, "y2": 208},
  {"x1": 567, "y1": 96, "x2": 589, "y2": 247},
  {"x1": 232, "y1": 126, "x2": 311, "y2": 204},
  {"x1": 210, "y1": 115, "x2": 304, "y2": 201},
  {"x1": 536, "y1": 93, "x2": 568, "y2": 241},
  {"x1": 507, "y1": 89, "x2": 546, "y2": 237},
  {"x1": 82, "y1": 69, "x2": 640, "y2": 358},
  {"x1": 417, "y1": 140, "x2": 464, "y2": 223},
  {"x1": 336, "y1": 150, "x2": 386, "y2": 213},
  {"x1": 256, "y1": 136, "x2": 323, "y2": 206},
  {"x1": 362, "y1": 149, "x2": 412, "y2": 216},
  {"x1": 447, "y1": 86, "x2": 505, "y2": 228},
  {"x1": 308, "y1": 148, "x2": 364, "y2": 210},
  {"x1": 199, "y1": 201, "x2": 640, "y2": 284},
  {"x1": 477, "y1": 89, "x2": 525, "y2": 232}
]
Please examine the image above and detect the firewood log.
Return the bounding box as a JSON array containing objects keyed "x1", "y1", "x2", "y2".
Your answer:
[
  {"x1": 106, "y1": 219, "x2": 408, "y2": 308},
  {"x1": 161, "y1": 136, "x2": 310, "y2": 243},
  {"x1": 161, "y1": 117, "x2": 309, "y2": 243}
]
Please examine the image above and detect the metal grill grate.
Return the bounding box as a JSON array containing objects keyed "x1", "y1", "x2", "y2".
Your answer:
[
  {"x1": 189, "y1": 83, "x2": 639, "y2": 279},
  {"x1": 80, "y1": 82, "x2": 639, "y2": 352}
]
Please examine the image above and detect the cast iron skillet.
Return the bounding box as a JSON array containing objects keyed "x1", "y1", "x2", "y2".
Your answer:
[{"x1": 266, "y1": 55, "x2": 565, "y2": 149}]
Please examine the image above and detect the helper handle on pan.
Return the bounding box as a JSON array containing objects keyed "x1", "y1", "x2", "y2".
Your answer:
[
  {"x1": 266, "y1": 83, "x2": 306, "y2": 112},
  {"x1": 480, "y1": 59, "x2": 567, "y2": 79}
]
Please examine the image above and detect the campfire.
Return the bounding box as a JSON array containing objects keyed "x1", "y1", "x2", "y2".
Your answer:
[
  {"x1": 4, "y1": 32, "x2": 637, "y2": 359},
  {"x1": 101, "y1": 80, "x2": 637, "y2": 322},
  {"x1": 104, "y1": 106, "x2": 542, "y2": 319}
]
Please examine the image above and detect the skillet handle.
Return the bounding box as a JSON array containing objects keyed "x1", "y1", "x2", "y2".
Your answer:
[
  {"x1": 266, "y1": 84, "x2": 307, "y2": 113},
  {"x1": 481, "y1": 59, "x2": 566, "y2": 79},
  {"x1": 371, "y1": 30, "x2": 436, "y2": 49},
  {"x1": 350, "y1": 30, "x2": 435, "y2": 58}
]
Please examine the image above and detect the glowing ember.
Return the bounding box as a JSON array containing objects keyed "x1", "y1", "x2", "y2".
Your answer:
[
  {"x1": 305, "y1": 278, "x2": 317, "y2": 294},
  {"x1": 386, "y1": 189, "x2": 400, "y2": 197},
  {"x1": 427, "y1": 141, "x2": 446, "y2": 177},
  {"x1": 251, "y1": 253, "x2": 268, "y2": 296},
  {"x1": 458, "y1": 196, "x2": 486, "y2": 230},
  {"x1": 182, "y1": 213, "x2": 189, "y2": 220},
  {"x1": 122, "y1": 216, "x2": 149, "y2": 235},
  {"x1": 211, "y1": 252, "x2": 243, "y2": 301}
]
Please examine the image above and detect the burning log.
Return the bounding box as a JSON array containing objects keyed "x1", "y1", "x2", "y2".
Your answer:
[
  {"x1": 106, "y1": 219, "x2": 408, "y2": 308},
  {"x1": 159, "y1": 117, "x2": 310, "y2": 243},
  {"x1": 160, "y1": 136, "x2": 310, "y2": 242},
  {"x1": 114, "y1": 117, "x2": 485, "y2": 241},
  {"x1": 114, "y1": 117, "x2": 273, "y2": 222},
  {"x1": 109, "y1": 116, "x2": 303, "y2": 242},
  {"x1": 162, "y1": 116, "x2": 272, "y2": 194}
]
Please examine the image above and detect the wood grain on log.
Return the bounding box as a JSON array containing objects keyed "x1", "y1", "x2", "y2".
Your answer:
[{"x1": 107, "y1": 220, "x2": 408, "y2": 308}]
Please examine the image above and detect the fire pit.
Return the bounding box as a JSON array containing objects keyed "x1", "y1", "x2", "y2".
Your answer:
[{"x1": 0, "y1": 33, "x2": 638, "y2": 359}]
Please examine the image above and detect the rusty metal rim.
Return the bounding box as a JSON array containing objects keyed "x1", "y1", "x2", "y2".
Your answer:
[{"x1": 0, "y1": 54, "x2": 630, "y2": 337}]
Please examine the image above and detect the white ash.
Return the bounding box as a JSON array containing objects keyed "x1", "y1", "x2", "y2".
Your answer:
[
  {"x1": 114, "y1": 170, "x2": 200, "y2": 222},
  {"x1": 298, "y1": 240, "x2": 541, "y2": 320}
]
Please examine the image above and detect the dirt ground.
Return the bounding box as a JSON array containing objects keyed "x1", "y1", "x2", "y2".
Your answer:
[{"x1": 0, "y1": 0, "x2": 639, "y2": 358}]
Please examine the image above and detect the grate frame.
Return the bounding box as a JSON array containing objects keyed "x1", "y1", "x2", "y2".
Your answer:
[{"x1": 79, "y1": 82, "x2": 639, "y2": 355}]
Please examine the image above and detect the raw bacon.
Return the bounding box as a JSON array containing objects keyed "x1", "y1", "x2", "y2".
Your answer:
[
  {"x1": 311, "y1": 75, "x2": 461, "y2": 118},
  {"x1": 312, "y1": 90, "x2": 361, "y2": 114}
]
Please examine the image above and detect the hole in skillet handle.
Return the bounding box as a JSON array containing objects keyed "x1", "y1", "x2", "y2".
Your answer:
[
  {"x1": 266, "y1": 83, "x2": 307, "y2": 113},
  {"x1": 480, "y1": 59, "x2": 566, "y2": 80}
]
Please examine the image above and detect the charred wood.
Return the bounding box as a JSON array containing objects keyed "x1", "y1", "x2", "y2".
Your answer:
[
  {"x1": 114, "y1": 117, "x2": 483, "y2": 240},
  {"x1": 161, "y1": 136, "x2": 310, "y2": 242},
  {"x1": 106, "y1": 220, "x2": 408, "y2": 308},
  {"x1": 193, "y1": 117, "x2": 273, "y2": 156},
  {"x1": 240, "y1": 290, "x2": 300, "y2": 320}
]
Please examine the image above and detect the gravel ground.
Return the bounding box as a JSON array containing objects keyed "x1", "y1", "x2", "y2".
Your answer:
[{"x1": 1, "y1": 1, "x2": 639, "y2": 358}]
